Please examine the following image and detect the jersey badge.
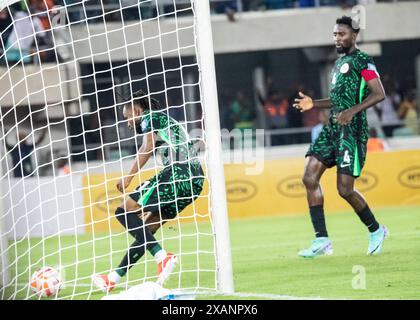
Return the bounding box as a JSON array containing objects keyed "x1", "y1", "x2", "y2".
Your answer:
[{"x1": 340, "y1": 63, "x2": 349, "y2": 74}]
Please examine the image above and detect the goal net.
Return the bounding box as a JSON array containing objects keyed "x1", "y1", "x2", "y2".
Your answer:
[{"x1": 0, "y1": 0, "x2": 233, "y2": 299}]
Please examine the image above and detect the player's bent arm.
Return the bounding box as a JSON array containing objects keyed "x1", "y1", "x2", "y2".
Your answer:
[
  {"x1": 128, "y1": 132, "x2": 156, "y2": 179},
  {"x1": 313, "y1": 98, "x2": 331, "y2": 109},
  {"x1": 349, "y1": 78, "x2": 386, "y2": 115},
  {"x1": 117, "y1": 132, "x2": 156, "y2": 193},
  {"x1": 336, "y1": 78, "x2": 385, "y2": 125}
]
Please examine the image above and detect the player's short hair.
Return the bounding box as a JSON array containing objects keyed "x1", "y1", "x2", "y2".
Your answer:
[
  {"x1": 336, "y1": 16, "x2": 360, "y2": 34},
  {"x1": 119, "y1": 89, "x2": 162, "y2": 111}
]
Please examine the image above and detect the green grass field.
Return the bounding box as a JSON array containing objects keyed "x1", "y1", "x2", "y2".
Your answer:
[{"x1": 2, "y1": 206, "x2": 420, "y2": 300}]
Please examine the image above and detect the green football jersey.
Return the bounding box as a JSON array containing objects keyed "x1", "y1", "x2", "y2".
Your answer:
[
  {"x1": 139, "y1": 110, "x2": 200, "y2": 168},
  {"x1": 329, "y1": 49, "x2": 378, "y2": 142}
]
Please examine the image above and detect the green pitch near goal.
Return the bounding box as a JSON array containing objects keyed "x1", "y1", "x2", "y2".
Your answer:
[{"x1": 3, "y1": 206, "x2": 420, "y2": 300}]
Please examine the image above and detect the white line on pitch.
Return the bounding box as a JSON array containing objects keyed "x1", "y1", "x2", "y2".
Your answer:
[
  {"x1": 226, "y1": 292, "x2": 324, "y2": 300},
  {"x1": 15, "y1": 284, "x2": 324, "y2": 300},
  {"x1": 198, "y1": 290, "x2": 324, "y2": 300}
]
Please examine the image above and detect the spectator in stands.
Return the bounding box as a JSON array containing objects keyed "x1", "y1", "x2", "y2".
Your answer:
[
  {"x1": 49, "y1": 4, "x2": 73, "y2": 61},
  {"x1": 259, "y1": 89, "x2": 289, "y2": 145},
  {"x1": 367, "y1": 127, "x2": 388, "y2": 152},
  {"x1": 5, "y1": 127, "x2": 48, "y2": 178},
  {"x1": 311, "y1": 109, "x2": 328, "y2": 143},
  {"x1": 29, "y1": 0, "x2": 55, "y2": 31},
  {"x1": 5, "y1": 9, "x2": 46, "y2": 63},
  {"x1": 396, "y1": 90, "x2": 419, "y2": 135},
  {"x1": 228, "y1": 91, "x2": 256, "y2": 131},
  {"x1": 261, "y1": 90, "x2": 288, "y2": 129},
  {"x1": 0, "y1": 8, "x2": 13, "y2": 57},
  {"x1": 29, "y1": 0, "x2": 57, "y2": 62},
  {"x1": 378, "y1": 75, "x2": 402, "y2": 137}
]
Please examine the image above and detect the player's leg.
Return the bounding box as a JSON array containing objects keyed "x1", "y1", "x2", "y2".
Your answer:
[
  {"x1": 92, "y1": 195, "x2": 166, "y2": 292},
  {"x1": 114, "y1": 196, "x2": 169, "y2": 276},
  {"x1": 303, "y1": 156, "x2": 328, "y2": 236},
  {"x1": 94, "y1": 164, "x2": 205, "y2": 291},
  {"x1": 299, "y1": 126, "x2": 335, "y2": 258},
  {"x1": 143, "y1": 211, "x2": 166, "y2": 234},
  {"x1": 141, "y1": 211, "x2": 177, "y2": 285},
  {"x1": 299, "y1": 156, "x2": 333, "y2": 258},
  {"x1": 337, "y1": 173, "x2": 376, "y2": 222},
  {"x1": 147, "y1": 162, "x2": 204, "y2": 284},
  {"x1": 132, "y1": 164, "x2": 203, "y2": 285},
  {"x1": 336, "y1": 140, "x2": 388, "y2": 255}
]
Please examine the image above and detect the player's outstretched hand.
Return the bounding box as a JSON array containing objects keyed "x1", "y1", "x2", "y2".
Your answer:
[{"x1": 293, "y1": 92, "x2": 313, "y2": 112}]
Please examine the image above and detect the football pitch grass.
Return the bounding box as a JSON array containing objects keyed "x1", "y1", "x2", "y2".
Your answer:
[{"x1": 3, "y1": 206, "x2": 420, "y2": 300}]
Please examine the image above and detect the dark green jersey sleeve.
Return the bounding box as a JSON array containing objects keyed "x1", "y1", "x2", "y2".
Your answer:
[{"x1": 353, "y1": 51, "x2": 376, "y2": 74}]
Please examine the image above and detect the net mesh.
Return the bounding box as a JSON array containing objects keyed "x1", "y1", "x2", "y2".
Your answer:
[{"x1": 0, "y1": 0, "x2": 217, "y2": 300}]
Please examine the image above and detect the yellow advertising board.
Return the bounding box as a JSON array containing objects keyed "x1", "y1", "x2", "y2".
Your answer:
[
  {"x1": 83, "y1": 150, "x2": 420, "y2": 232},
  {"x1": 82, "y1": 170, "x2": 210, "y2": 233},
  {"x1": 224, "y1": 150, "x2": 420, "y2": 218}
]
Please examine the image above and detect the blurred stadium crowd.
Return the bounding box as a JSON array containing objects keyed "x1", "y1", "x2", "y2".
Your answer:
[{"x1": 1, "y1": 0, "x2": 419, "y2": 178}]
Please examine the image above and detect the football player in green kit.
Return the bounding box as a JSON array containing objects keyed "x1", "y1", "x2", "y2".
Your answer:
[
  {"x1": 293, "y1": 16, "x2": 388, "y2": 258},
  {"x1": 93, "y1": 90, "x2": 204, "y2": 291}
]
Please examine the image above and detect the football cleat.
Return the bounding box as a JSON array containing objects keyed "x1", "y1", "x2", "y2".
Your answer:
[
  {"x1": 298, "y1": 237, "x2": 333, "y2": 259},
  {"x1": 92, "y1": 274, "x2": 116, "y2": 293},
  {"x1": 367, "y1": 225, "x2": 388, "y2": 255},
  {"x1": 157, "y1": 253, "x2": 178, "y2": 285}
]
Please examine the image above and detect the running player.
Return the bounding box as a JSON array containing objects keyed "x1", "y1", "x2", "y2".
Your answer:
[
  {"x1": 93, "y1": 90, "x2": 204, "y2": 292},
  {"x1": 293, "y1": 16, "x2": 388, "y2": 258}
]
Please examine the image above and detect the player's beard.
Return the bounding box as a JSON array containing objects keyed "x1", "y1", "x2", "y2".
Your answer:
[
  {"x1": 134, "y1": 120, "x2": 143, "y2": 134},
  {"x1": 336, "y1": 45, "x2": 350, "y2": 54},
  {"x1": 128, "y1": 121, "x2": 142, "y2": 134}
]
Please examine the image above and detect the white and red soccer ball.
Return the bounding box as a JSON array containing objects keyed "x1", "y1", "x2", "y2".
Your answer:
[{"x1": 30, "y1": 266, "x2": 62, "y2": 298}]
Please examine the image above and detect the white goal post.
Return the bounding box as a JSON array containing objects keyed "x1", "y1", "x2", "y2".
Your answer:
[
  {"x1": 194, "y1": 0, "x2": 234, "y2": 295},
  {"x1": 0, "y1": 0, "x2": 233, "y2": 299}
]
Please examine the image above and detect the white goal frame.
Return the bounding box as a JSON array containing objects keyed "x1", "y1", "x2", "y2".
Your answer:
[
  {"x1": 0, "y1": 0, "x2": 234, "y2": 297},
  {"x1": 194, "y1": 0, "x2": 234, "y2": 295}
]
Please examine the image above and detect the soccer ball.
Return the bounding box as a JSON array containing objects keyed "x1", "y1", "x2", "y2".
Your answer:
[{"x1": 30, "y1": 266, "x2": 62, "y2": 298}]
